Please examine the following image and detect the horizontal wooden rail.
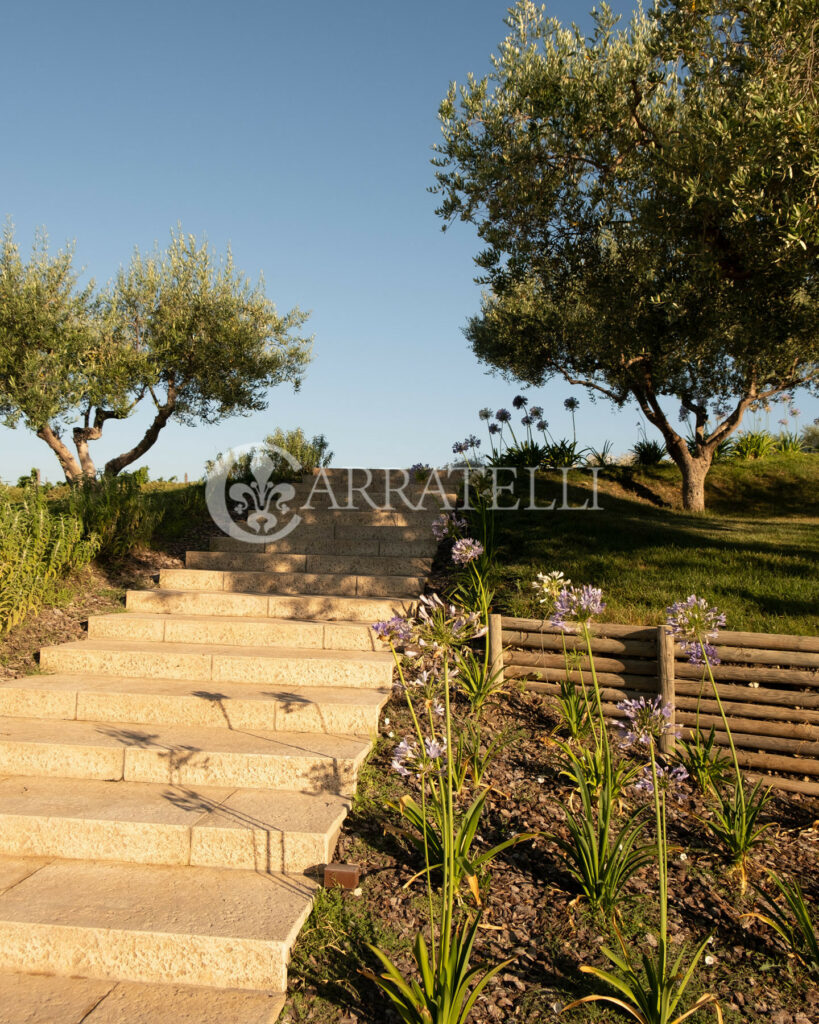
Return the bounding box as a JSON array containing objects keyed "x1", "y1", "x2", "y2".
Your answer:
[{"x1": 492, "y1": 613, "x2": 819, "y2": 792}]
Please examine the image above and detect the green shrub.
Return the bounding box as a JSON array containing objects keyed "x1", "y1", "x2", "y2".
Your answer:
[
  {"x1": 730, "y1": 429, "x2": 778, "y2": 460},
  {"x1": 67, "y1": 473, "x2": 163, "y2": 560},
  {"x1": 777, "y1": 431, "x2": 806, "y2": 455},
  {"x1": 631, "y1": 438, "x2": 667, "y2": 465},
  {"x1": 147, "y1": 482, "x2": 208, "y2": 539},
  {"x1": 0, "y1": 485, "x2": 99, "y2": 632},
  {"x1": 262, "y1": 427, "x2": 333, "y2": 476},
  {"x1": 802, "y1": 420, "x2": 819, "y2": 452}
]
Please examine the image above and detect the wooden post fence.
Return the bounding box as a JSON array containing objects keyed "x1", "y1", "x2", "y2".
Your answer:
[{"x1": 497, "y1": 615, "x2": 819, "y2": 794}]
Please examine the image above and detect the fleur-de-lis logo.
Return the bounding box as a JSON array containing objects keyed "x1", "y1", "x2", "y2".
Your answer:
[
  {"x1": 228, "y1": 479, "x2": 296, "y2": 534},
  {"x1": 205, "y1": 444, "x2": 303, "y2": 544}
]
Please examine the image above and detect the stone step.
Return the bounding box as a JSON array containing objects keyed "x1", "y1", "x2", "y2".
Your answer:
[
  {"x1": 209, "y1": 534, "x2": 437, "y2": 556},
  {"x1": 0, "y1": 858, "x2": 314, "y2": 991},
  {"x1": 0, "y1": 675, "x2": 388, "y2": 735},
  {"x1": 40, "y1": 639, "x2": 394, "y2": 689},
  {"x1": 221, "y1": 522, "x2": 438, "y2": 544},
  {"x1": 0, "y1": 718, "x2": 369, "y2": 794},
  {"x1": 126, "y1": 589, "x2": 413, "y2": 622},
  {"x1": 186, "y1": 550, "x2": 433, "y2": 576},
  {"x1": 0, "y1": 972, "x2": 285, "y2": 1024},
  {"x1": 88, "y1": 612, "x2": 379, "y2": 651},
  {"x1": 0, "y1": 777, "x2": 348, "y2": 873},
  {"x1": 291, "y1": 507, "x2": 445, "y2": 524},
  {"x1": 159, "y1": 567, "x2": 424, "y2": 598}
]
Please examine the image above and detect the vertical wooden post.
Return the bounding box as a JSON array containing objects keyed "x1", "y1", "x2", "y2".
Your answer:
[
  {"x1": 488, "y1": 613, "x2": 504, "y2": 684},
  {"x1": 657, "y1": 625, "x2": 676, "y2": 755}
]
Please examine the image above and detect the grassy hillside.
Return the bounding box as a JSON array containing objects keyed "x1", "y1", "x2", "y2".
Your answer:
[{"x1": 489, "y1": 453, "x2": 819, "y2": 634}]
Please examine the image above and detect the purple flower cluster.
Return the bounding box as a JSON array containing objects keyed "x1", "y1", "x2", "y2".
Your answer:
[
  {"x1": 633, "y1": 762, "x2": 689, "y2": 797},
  {"x1": 452, "y1": 538, "x2": 484, "y2": 565},
  {"x1": 513, "y1": 395, "x2": 528, "y2": 409},
  {"x1": 616, "y1": 695, "x2": 675, "y2": 748},
  {"x1": 529, "y1": 405, "x2": 544, "y2": 418},
  {"x1": 551, "y1": 585, "x2": 606, "y2": 629},
  {"x1": 495, "y1": 408, "x2": 512, "y2": 423},
  {"x1": 452, "y1": 435, "x2": 482, "y2": 455},
  {"x1": 372, "y1": 616, "x2": 414, "y2": 646},
  {"x1": 521, "y1": 415, "x2": 533, "y2": 427},
  {"x1": 478, "y1": 407, "x2": 494, "y2": 421},
  {"x1": 665, "y1": 595, "x2": 727, "y2": 665},
  {"x1": 488, "y1": 423, "x2": 501, "y2": 435},
  {"x1": 391, "y1": 738, "x2": 417, "y2": 778},
  {"x1": 431, "y1": 511, "x2": 468, "y2": 542},
  {"x1": 391, "y1": 734, "x2": 446, "y2": 778}
]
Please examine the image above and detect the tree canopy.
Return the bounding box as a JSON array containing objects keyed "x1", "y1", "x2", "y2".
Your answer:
[
  {"x1": 0, "y1": 225, "x2": 312, "y2": 481},
  {"x1": 432, "y1": 0, "x2": 819, "y2": 509}
]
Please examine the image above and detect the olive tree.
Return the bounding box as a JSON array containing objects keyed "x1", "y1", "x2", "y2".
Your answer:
[
  {"x1": 0, "y1": 224, "x2": 312, "y2": 481},
  {"x1": 433, "y1": 0, "x2": 818, "y2": 510}
]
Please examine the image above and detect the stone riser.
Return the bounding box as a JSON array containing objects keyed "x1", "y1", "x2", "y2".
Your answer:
[
  {"x1": 88, "y1": 613, "x2": 379, "y2": 652},
  {"x1": 210, "y1": 535, "x2": 437, "y2": 556},
  {"x1": 0, "y1": 779, "x2": 347, "y2": 875},
  {"x1": 0, "y1": 970, "x2": 288, "y2": 1024},
  {"x1": 40, "y1": 642, "x2": 393, "y2": 690},
  {"x1": 216, "y1": 523, "x2": 437, "y2": 544},
  {"x1": 159, "y1": 568, "x2": 423, "y2": 598},
  {"x1": 125, "y1": 589, "x2": 412, "y2": 622},
  {"x1": 0, "y1": 720, "x2": 367, "y2": 795},
  {"x1": 0, "y1": 678, "x2": 387, "y2": 736},
  {"x1": 0, "y1": 974, "x2": 286, "y2": 1024},
  {"x1": 186, "y1": 551, "x2": 432, "y2": 576}
]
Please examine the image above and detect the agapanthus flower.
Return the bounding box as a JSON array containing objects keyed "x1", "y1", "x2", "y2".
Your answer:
[
  {"x1": 495, "y1": 408, "x2": 512, "y2": 423},
  {"x1": 532, "y1": 570, "x2": 570, "y2": 605},
  {"x1": 521, "y1": 415, "x2": 533, "y2": 427},
  {"x1": 425, "y1": 737, "x2": 446, "y2": 759},
  {"x1": 634, "y1": 762, "x2": 689, "y2": 797},
  {"x1": 373, "y1": 616, "x2": 414, "y2": 645},
  {"x1": 513, "y1": 395, "x2": 528, "y2": 409},
  {"x1": 431, "y1": 511, "x2": 468, "y2": 541},
  {"x1": 416, "y1": 593, "x2": 486, "y2": 648},
  {"x1": 488, "y1": 423, "x2": 500, "y2": 435},
  {"x1": 529, "y1": 405, "x2": 544, "y2": 418},
  {"x1": 391, "y1": 737, "x2": 417, "y2": 777},
  {"x1": 665, "y1": 595, "x2": 726, "y2": 665},
  {"x1": 452, "y1": 440, "x2": 469, "y2": 455},
  {"x1": 452, "y1": 538, "x2": 484, "y2": 565},
  {"x1": 478, "y1": 407, "x2": 493, "y2": 421},
  {"x1": 616, "y1": 695, "x2": 675, "y2": 748},
  {"x1": 564, "y1": 397, "x2": 580, "y2": 412},
  {"x1": 536, "y1": 419, "x2": 549, "y2": 432},
  {"x1": 552, "y1": 584, "x2": 606, "y2": 629}
]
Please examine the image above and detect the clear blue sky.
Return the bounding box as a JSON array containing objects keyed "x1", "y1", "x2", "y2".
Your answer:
[{"x1": 1, "y1": 0, "x2": 815, "y2": 483}]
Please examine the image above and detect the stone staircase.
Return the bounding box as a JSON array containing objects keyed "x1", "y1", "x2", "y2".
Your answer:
[{"x1": 0, "y1": 470, "x2": 449, "y2": 1023}]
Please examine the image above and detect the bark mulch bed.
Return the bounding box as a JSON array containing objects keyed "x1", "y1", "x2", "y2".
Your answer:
[{"x1": 283, "y1": 687, "x2": 819, "y2": 1024}]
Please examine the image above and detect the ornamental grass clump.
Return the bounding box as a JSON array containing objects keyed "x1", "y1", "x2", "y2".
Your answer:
[
  {"x1": 747, "y1": 873, "x2": 819, "y2": 978},
  {"x1": 564, "y1": 729, "x2": 722, "y2": 1024},
  {"x1": 367, "y1": 598, "x2": 526, "y2": 1023},
  {"x1": 547, "y1": 584, "x2": 655, "y2": 917},
  {"x1": 666, "y1": 596, "x2": 772, "y2": 891}
]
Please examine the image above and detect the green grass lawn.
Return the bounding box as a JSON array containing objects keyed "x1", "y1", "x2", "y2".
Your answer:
[{"x1": 488, "y1": 454, "x2": 819, "y2": 634}]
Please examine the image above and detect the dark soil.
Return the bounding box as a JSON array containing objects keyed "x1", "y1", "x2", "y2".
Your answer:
[{"x1": 284, "y1": 685, "x2": 819, "y2": 1024}]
